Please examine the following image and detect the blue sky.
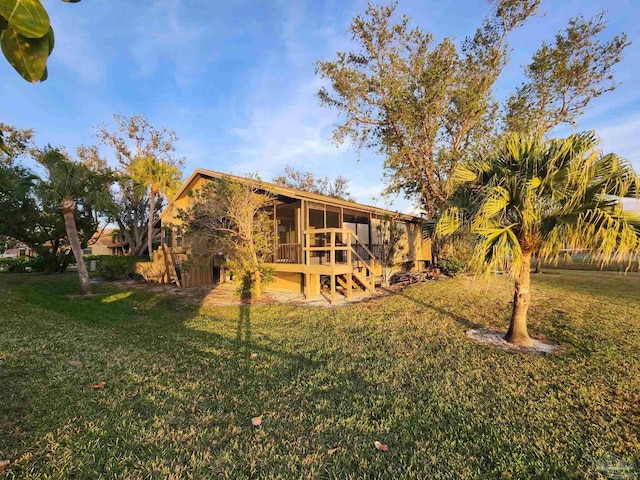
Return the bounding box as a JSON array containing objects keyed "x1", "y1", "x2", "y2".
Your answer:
[{"x1": 2, "y1": 0, "x2": 639, "y2": 213}]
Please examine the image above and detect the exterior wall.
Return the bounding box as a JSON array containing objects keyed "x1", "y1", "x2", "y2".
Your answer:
[
  {"x1": 88, "y1": 242, "x2": 114, "y2": 256},
  {"x1": 268, "y1": 272, "x2": 303, "y2": 293},
  {"x1": 85, "y1": 229, "x2": 124, "y2": 256},
  {"x1": 161, "y1": 175, "x2": 210, "y2": 230}
]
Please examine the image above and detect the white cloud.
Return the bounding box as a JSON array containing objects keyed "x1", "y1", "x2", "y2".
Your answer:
[{"x1": 225, "y1": 72, "x2": 351, "y2": 179}]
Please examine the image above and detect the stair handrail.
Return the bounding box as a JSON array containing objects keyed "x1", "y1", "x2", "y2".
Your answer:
[
  {"x1": 346, "y1": 231, "x2": 375, "y2": 291},
  {"x1": 346, "y1": 231, "x2": 376, "y2": 266}
]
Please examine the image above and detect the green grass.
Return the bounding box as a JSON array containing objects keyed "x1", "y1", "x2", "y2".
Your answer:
[{"x1": 1, "y1": 271, "x2": 638, "y2": 479}]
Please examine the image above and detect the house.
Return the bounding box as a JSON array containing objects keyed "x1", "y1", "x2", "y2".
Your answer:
[
  {"x1": 84, "y1": 228, "x2": 129, "y2": 256},
  {"x1": 155, "y1": 169, "x2": 431, "y2": 302},
  {"x1": 0, "y1": 241, "x2": 35, "y2": 258}
]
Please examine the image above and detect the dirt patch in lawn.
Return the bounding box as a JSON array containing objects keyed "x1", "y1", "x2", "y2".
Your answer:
[
  {"x1": 467, "y1": 328, "x2": 561, "y2": 355},
  {"x1": 111, "y1": 279, "x2": 387, "y2": 307}
]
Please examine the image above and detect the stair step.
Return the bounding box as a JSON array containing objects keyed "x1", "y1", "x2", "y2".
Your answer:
[
  {"x1": 336, "y1": 274, "x2": 359, "y2": 290},
  {"x1": 352, "y1": 270, "x2": 374, "y2": 292}
]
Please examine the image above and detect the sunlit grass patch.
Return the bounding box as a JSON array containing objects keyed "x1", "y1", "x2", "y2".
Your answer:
[{"x1": 100, "y1": 291, "x2": 133, "y2": 303}]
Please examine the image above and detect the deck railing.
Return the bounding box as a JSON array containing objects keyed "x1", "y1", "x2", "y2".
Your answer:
[{"x1": 273, "y1": 243, "x2": 302, "y2": 264}]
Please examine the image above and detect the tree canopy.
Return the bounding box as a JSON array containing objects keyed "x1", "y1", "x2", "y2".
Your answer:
[
  {"x1": 273, "y1": 165, "x2": 354, "y2": 201},
  {"x1": 129, "y1": 154, "x2": 182, "y2": 259},
  {"x1": 0, "y1": 123, "x2": 33, "y2": 164},
  {"x1": 36, "y1": 146, "x2": 113, "y2": 294},
  {"x1": 317, "y1": 2, "x2": 629, "y2": 219},
  {"x1": 316, "y1": 1, "x2": 540, "y2": 217},
  {"x1": 97, "y1": 114, "x2": 184, "y2": 257},
  {"x1": 0, "y1": 152, "x2": 105, "y2": 273},
  {"x1": 179, "y1": 176, "x2": 275, "y2": 298},
  {"x1": 504, "y1": 12, "x2": 629, "y2": 137}
]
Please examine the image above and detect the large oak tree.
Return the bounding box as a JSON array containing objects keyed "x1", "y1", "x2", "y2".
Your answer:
[{"x1": 316, "y1": 1, "x2": 540, "y2": 218}]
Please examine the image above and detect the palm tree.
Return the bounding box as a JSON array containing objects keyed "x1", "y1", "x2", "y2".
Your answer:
[
  {"x1": 438, "y1": 132, "x2": 639, "y2": 346},
  {"x1": 129, "y1": 156, "x2": 182, "y2": 260},
  {"x1": 111, "y1": 228, "x2": 125, "y2": 244},
  {"x1": 37, "y1": 148, "x2": 113, "y2": 295}
]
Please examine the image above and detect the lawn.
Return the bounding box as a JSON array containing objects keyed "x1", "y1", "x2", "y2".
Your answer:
[{"x1": 1, "y1": 271, "x2": 638, "y2": 479}]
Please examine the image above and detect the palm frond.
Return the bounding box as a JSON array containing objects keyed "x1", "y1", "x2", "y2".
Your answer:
[{"x1": 440, "y1": 131, "x2": 640, "y2": 276}]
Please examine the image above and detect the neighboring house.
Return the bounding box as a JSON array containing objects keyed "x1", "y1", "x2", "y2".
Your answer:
[
  {"x1": 155, "y1": 169, "x2": 431, "y2": 302},
  {"x1": 0, "y1": 241, "x2": 35, "y2": 258},
  {"x1": 85, "y1": 229, "x2": 129, "y2": 256}
]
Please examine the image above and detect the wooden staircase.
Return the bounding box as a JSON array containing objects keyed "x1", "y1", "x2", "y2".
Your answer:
[
  {"x1": 335, "y1": 271, "x2": 377, "y2": 300},
  {"x1": 303, "y1": 227, "x2": 377, "y2": 303}
]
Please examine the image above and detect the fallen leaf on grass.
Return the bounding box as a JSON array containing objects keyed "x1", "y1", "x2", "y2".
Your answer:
[
  {"x1": 251, "y1": 415, "x2": 263, "y2": 426},
  {"x1": 250, "y1": 353, "x2": 258, "y2": 359},
  {"x1": 0, "y1": 460, "x2": 10, "y2": 472},
  {"x1": 327, "y1": 447, "x2": 339, "y2": 455},
  {"x1": 92, "y1": 381, "x2": 106, "y2": 390},
  {"x1": 374, "y1": 441, "x2": 389, "y2": 452}
]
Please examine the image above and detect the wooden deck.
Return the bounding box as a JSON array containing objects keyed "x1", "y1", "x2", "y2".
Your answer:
[{"x1": 153, "y1": 228, "x2": 381, "y2": 304}]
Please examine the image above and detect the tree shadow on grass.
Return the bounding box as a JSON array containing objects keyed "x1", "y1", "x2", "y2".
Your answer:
[
  {"x1": 2, "y1": 276, "x2": 421, "y2": 477},
  {"x1": 236, "y1": 289, "x2": 252, "y2": 345},
  {"x1": 380, "y1": 286, "x2": 484, "y2": 330}
]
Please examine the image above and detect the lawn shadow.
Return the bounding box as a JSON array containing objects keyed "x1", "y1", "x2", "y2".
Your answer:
[
  {"x1": 381, "y1": 286, "x2": 484, "y2": 330},
  {"x1": 1, "y1": 275, "x2": 408, "y2": 477},
  {"x1": 236, "y1": 289, "x2": 252, "y2": 345}
]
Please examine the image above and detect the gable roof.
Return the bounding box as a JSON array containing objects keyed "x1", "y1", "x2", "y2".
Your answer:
[{"x1": 161, "y1": 168, "x2": 425, "y2": 223}]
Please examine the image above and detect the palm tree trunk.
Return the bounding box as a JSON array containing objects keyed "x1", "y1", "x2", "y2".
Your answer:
[
  {"x1": 61, "y1": 199, "x2": 92, "y2": 296},
  {"x1": 148, "y1": 189, "x2": 156, "y2": 261},
  {"x1": 534, "y1": 255, "x2": 542, "y2": 274},
  {"x1": 505, "y1": 252, "x2": 533, "y2": 346}
]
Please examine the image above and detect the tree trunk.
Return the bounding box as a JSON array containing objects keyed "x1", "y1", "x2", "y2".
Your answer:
[
  {"x1": 148, "y1": 188, "x2": 156, "y2": 261},
  {"x1": 253, "y1": 269, "x2": 262, "y2": 298},
  {"x1": 504, "y1": 252, "x2": 533, "y2": 346},
  {"x1": 534, "y1": 255, "x2": 542, "y2": 274},
  {"x1": 61, "y1": 199, "x2": 92, "y2": 296},
  {"x1": 382, "y1": 265, "x2": 390, "y2": 287}
]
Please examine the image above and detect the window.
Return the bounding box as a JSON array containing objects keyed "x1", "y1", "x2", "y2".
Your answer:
[
  {"x1": 371, "y1": 218, "x2": 383, "y2": 245},
  {"x1": 309, "y1": 209, "x2": 324, "y2": 229},
  {"x1": 175, "y1": 228, "x2": 183, "y2": 248},
  {"x1": 326, "y1": 210, "x2": 340, "y2": 228},
  {"x1": 163, "y1": 229, "x2": 173, "y2": 248},
  {"x1": 83, "y1": 248, "x2": 92, "y2": 255}
]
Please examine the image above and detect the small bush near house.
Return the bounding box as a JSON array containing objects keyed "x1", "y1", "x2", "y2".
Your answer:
[
  {"x1": 0, "y1": 257, "x2": 29, "y2": 272},
  {"x1": 97, "y1": 256, "x2": 143, "y2": 281},
  {"x1": 25, "y1": 256, "x2": 48, "y2": 272},
  {"x1": 439, "y1": 257, "x2": 465, "y2": 276}
]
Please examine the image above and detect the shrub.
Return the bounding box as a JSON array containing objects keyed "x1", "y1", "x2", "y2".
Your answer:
[
  {"x1": 136, "y1": 261, "x2": 165, "y2": 283},
  {"x1": 439, "y1": 257, "x2": 465, "y2": 276},
  {"x1": 25, "y1": 256, "x2": 48, "y2": 272},
  {"x1": 97, "y1": 256, "x2": 143, "y2": 281},
  {"x1": 0, "y1": 257, "x2": 29, "y2": 272}
]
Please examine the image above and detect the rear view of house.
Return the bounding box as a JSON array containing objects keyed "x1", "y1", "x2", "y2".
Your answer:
[{"x1": 155, "y1": 169, "x2": 431, "y2": 302}]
